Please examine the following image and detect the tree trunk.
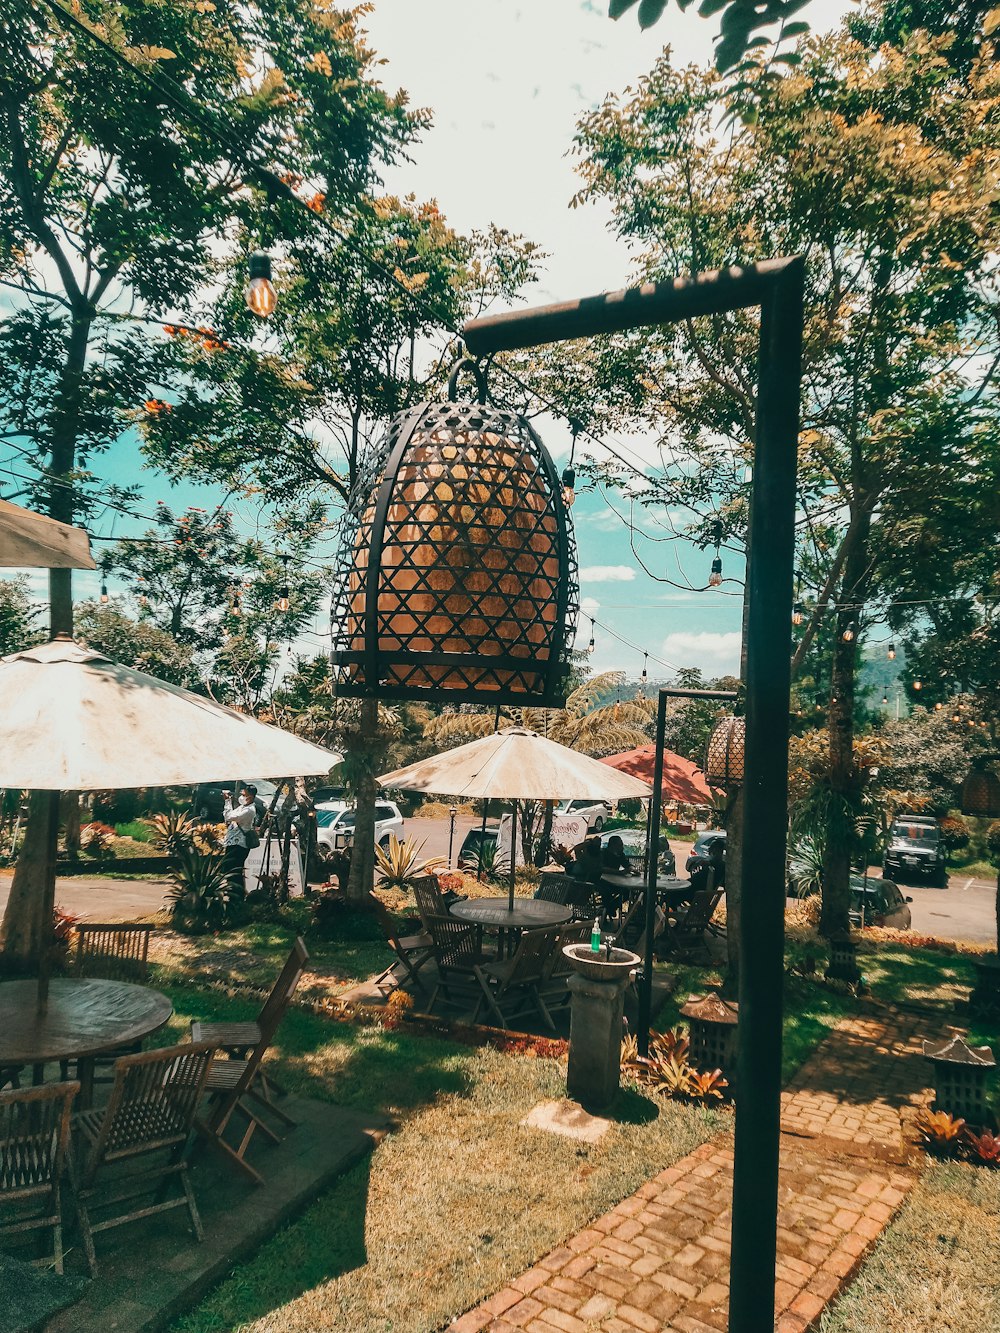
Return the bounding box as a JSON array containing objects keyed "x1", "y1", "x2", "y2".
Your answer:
[
  {"x1": 819, "y1": 614, "x2": 861, "y2": 938},
  {"x1": 345, "y1": 697, "x2": 379, "y2": 904},
  {"x1": 721, "y1": 786, "x2": 743, "y2": 1000},
  {"x1": 62, "y1": 793, "x2": 81, "y2": 861},
  {"x1": 1, "y1": 311, "x2": 89, "y2": 971},
  {"x1": 0, "y1": 791, "x2": 54, "y2": 972}
]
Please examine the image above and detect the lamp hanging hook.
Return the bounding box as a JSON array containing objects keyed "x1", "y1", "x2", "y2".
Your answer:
[{"x1": 446, "y1": 349, "x2": 488, "y2": 404}]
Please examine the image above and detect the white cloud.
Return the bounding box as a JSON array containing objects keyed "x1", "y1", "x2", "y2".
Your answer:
[
  {"x1": 662, "y1": 631, "x2": 742, "y2": 674},
  {"x1": 579, "y1": 565, "x2": 636, "y2": 584}
]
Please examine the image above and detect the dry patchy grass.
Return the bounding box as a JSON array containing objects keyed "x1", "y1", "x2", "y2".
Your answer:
[
  {"x1": 172, "y1": 1045, "x2": 721, "y2": 1333},
  {"x1": 820, "y1": 1162, "x2": 1000, "y2": 1333}
]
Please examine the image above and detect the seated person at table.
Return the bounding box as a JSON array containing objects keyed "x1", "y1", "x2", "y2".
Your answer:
[
  {"x1": 568, "y1": 836, "x2": 604, "y2": 884},
  {"x1": 600, "y1": 834, "x2": 630, "y2": 875},
  {"x1": 690, "y1": 838, "x2": 726, "y2": 895}
]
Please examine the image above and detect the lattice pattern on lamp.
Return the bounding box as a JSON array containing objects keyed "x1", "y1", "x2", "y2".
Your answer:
[
  {"x1": 705, "y1": 716, "x2": 745, "y2": 788},
  {"x1": 330, "y1": 401, "x2": 578, "y2": 704}
]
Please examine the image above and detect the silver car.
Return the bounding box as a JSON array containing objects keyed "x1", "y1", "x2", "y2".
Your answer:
[{"x1": 315, "y1": 800, "x2": 404, "y2": 859}]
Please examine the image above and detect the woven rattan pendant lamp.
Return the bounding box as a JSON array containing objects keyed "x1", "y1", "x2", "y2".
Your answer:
[{"x1": 330, "y1": 358, "x2": 579, "y2": 705}]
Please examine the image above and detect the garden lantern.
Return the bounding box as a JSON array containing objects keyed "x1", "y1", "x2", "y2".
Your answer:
[
  {"x1": 705, "y1": 716, "x2": 745, "y2": 788},
  {"x1": 680, "y1": 991, "x2": 739, "y2": 1083},
  {"x1": 922, "y1": 1034, "x2": 995, "y2": 1124},
  {"x1": 826, "y1": 933, "x2": 861, "y2": 985},
  {"x1": 959, "y1": 764, "x2": 1000, "y2": 819},
  {"x1": 329, "y1": 360, "x2": 578, "y2": 704}
]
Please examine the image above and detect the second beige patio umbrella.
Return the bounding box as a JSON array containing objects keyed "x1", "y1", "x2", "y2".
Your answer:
[
  {"x1": 0, "y1": 636, "x2": 342, "y2": 1010},
  {"x1": 378, "y1": 726, "x2": 651, "y2": 909}
]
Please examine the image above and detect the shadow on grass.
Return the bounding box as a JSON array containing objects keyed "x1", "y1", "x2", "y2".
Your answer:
[
  {"x1": 156, "y1": 980, "x2": 477, "y2": 1119},
  {"x1": 610, "y1": 1085, "x2": 661, "y2": 1125},
  {"x1": 173, "y1": 1156, "x2": 375, "y2": 1333}
]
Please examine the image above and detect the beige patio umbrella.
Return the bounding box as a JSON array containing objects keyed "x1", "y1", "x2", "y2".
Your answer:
[
  {"x1": 0, "y1": 498, "x2": 96, "y2": 569},
  {"x1": 0, "y1": 637, "x2": 341, "y2": 1010},
  {"x1": 378, "y1": 727, "x2": 651, "y2": 908}
]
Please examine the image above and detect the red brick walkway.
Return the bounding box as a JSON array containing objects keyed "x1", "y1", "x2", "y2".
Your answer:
[{"x1": 451, "y1": 1008, "x2": 950, "y2": 1333}]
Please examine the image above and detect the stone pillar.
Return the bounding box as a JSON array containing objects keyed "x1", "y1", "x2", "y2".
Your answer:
[{"x1": 566, "y1": 972, "x2": 630, "y2": 1110}]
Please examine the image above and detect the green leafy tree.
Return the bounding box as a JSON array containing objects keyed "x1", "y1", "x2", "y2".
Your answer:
[
  {"x1": 75, "y1": 601, "x2": 195, "y2": 685},
  {"x1": 0, "y1": 575, "x2": 43, "y2": 655},
  {"x1": 0, "y1": 0, "x2": 421, "y2": 967},
  {"x1": 558, "y1": 14, "x2": 1000, "y2": 938}
]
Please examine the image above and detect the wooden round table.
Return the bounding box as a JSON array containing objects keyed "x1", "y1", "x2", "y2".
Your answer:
[
  {"x1": 0, "y1": 977, "x2": 173, "y2": 1106},
  {"x1": 600, "y1": 873, "x2": 694, "y2": 909},
  {"x1": 450, "y1": 896, "x2": 573, "y2": 958}
]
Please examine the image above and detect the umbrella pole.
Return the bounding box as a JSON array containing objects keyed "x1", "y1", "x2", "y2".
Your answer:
[
  {"x1": 37, "y1": 789, "x2": 61, "y2": 1016},
  {"x1": 509, "y1": 800, "x2": 516, "y2": 911}
]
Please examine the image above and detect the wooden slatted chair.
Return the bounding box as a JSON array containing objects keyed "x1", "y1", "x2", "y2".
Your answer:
[
  {"x1": 662, "y1": 888, "x2": 724, "y2": 959},
  {"x1": 0, "y1": 1081, "x2": 78, "y2": 1275},
  {"x1": 367, "y1": 893, "x2": 433, "y2": 996},
  {"x1": 472, "y1": 926, "x2": 562, "y2": 1030},
  {"x1": 71, "y1": 1043, "x2": 214, "y2": 1276},
  {"x1": 412, "y1": 876, "x2": 450, "y2": 931},
  {"x1": 190, "y1": 936, "x2": 308, "y2": 1114},
  {"x1": 73, "y1": 923, "x2": 154, "y2": 981},
  {"x1": 538, "y1": 922, "x2": 590, "y2": 1015},
  {"x1": 423, "y1": 913, "x2": 489, "y2": 1015},
  {"x1": 193, "y1": 1023, "x2": 292, "y2": 1186},
  {"x1": 534, "y1": 876, "x2": 572, "y2": 905}
]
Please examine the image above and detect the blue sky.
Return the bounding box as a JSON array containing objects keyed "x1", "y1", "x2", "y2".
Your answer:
[{"x1": 2, "y1": 0, "x2": 854, "y2": 678}]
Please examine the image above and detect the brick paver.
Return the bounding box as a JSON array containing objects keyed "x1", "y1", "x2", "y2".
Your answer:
[{"x1": 452, "y1": 1007, "x2": 953, "y2": 1333}]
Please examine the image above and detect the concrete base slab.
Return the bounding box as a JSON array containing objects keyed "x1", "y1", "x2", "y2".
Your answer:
[
  {"x1": 521, "y1": 1099, "x2": 611, "y2": 1143},
  {"x1": 43, "y1": 1097, "x2": 388, "y2": 1333}
]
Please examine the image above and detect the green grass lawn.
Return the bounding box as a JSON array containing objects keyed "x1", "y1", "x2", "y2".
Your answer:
[{"x1": 162, "y1": 981, "x2": 722, "y2": 1333}]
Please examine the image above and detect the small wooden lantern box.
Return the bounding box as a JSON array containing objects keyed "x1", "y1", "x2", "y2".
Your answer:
[
  {"x1": 680, "y1": 991, "x2": 739, "y2": 1080},
  {"x1": 922, "y1": 1034, "x2": 996, "y2": 1125},
  {"x1": 826, "y1": 933, "x2": 861, "y2": 985},
  {"x1": 705, "y1": 717, "x2": 745, "y2": 789},
  {"x1": 970, "y1": 956, "x2": 1000, "y2": 1019}
]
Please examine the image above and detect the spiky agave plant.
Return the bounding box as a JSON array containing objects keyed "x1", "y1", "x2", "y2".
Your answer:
[
  {"x1": 167, "y1": 851, "x2": 232, "y2": 934},
  {"x1": 374, "y1": 835, "x2": 446, "y2": 892}
]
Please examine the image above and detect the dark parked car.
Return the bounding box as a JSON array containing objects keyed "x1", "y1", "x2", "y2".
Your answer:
[
  {"x1": 686, "y1": 829, "x2": 726, "y2": 874},
  {"x1": 458, "y1": 825, "x2": 501, "y2": 871},
  {"x1": 850, "y1": 876, "x2": 912, "y2": 929},
  {"x1": 190, "y1": 779, "x2": 278, "y2": 822},
  {"x1": 882, "y1": 816, "x2": 947, "y2": 887}
]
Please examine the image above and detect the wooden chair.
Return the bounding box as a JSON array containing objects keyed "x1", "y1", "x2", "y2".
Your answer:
[
  {"x1": 73, "y1": 923, "x2": 154, "y2": 981},
  {"x1": 423, "y1": 913, "x2": 489, "y2": 1015},
  {"x1": 412, "y1": 876, "x2": 450, "y2": 931},
  {"x1": 367, "y1": 893, "x2": 433, "y2": 995},
  {"x1": 472, "y1": 926, "x2": 562, "y2": 1031},
  {"x1": 538, "y1": 922, "x2": 590, "y2": 1015},
  {"x1": 71, "y1": 1044, "x2": 214, "y2": 1276},
  {"x1": 534, "y1": 876, "x2": 572, "y2": 905},
  {"x1": 0, "y1": 1081, "x2": 78, "y2": 1274},
  {"x1": 662, "y1": 889, "x2": 723, "y2": 959}
]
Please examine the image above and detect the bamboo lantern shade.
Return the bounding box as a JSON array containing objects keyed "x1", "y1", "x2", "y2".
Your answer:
[
  {"x1": 330, "y1": 397, "x2": 579, "y2": 705},
  {"x1": 960, "y1": 767, "x2": 1000, "y2": 819},
  {"x1": 705, "y1": 716, "x2": 745, "y2": 788}
]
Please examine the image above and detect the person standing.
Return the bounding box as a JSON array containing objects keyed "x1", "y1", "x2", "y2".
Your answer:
[{"x1": 222, "y1": 788, "x2": 256, "y2": 898}]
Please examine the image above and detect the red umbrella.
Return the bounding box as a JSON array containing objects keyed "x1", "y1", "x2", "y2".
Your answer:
[{"x1": 600, "y1": 744, "x2": 714, "y2": 806}]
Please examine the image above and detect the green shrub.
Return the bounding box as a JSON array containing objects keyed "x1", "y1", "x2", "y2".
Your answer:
[
  {"x1": 167, "y1": 852, "x2": 238, "y2": 934},
  {"x1": 986, "y1": 822, "x2": 1000, "y2": 867},
  {"x1": 309, "y1": 892, "x2": 383, "y2": 941},
  {"x1": 114, "y1": 820, "x2": 153, "y2": 843},
  {"x1": 940, "y1": 815, "x2": 971, "y2": 853}
]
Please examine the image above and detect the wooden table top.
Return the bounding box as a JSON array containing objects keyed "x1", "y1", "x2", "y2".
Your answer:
[
  {"x1": 0, "y1": 978, "x2": 173, "y2": 1064},
  {"x1": 600, "y1": 873, "x2": 694, "y2": 902},
  {"x1": 450, "y1": 897, "x2": 573, "y2": 930}
]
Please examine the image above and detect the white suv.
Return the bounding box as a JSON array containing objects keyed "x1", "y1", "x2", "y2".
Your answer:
[
  {"x1": 315, "y1": 800, "x2": 404, "y2": 859},
  {"x1": 554, "y1": 799, "x2": 612, "y2": 832}
]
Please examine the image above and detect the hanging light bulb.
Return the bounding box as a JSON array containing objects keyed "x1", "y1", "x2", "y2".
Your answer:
[
  {"x1": 709, "y1": 556, "x2": 723, "y2": 587},
  {"x1": 952, "y1": 712, "x2": 961, "y2": 723},
  {"x1": 276, "y1": 556, "x2": 290, "y2": 613},
  {"x1": 587, "y1": 618, "x2": 596, "y2": 655},
  {"x1": 792, "y1": 601, "x2": 804, "y2": 626},
  {"x1": 246, "y1": 252, "x2": 277, "y2": 318},
  {"x1": 912, "y1": 678, "x2": 922, "y2": 690},
  {"x1": 641, "y1": 653, "x2": 648, "y2": 688},
  {"x1": 560, "y1": 465, "x2": 576, "y2": 509},
  {"x1": 842, "y1": 622, "x2": 856, "y2": 642},
  {"x1": 881, "y1": 694, "x2": 888, "y2": 705},
  {"x1": 887, "y1": 643, "x2": 896, "y2": 660},
  {"x1": 100, "y1": 579, "x2": 109, "y2": 604},
  {"x1": 935, "y1": 701, "x2": 943, "y2": 711}
]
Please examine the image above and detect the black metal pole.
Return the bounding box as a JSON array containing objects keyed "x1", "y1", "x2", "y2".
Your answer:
[
  {"x1": 463, "y1": 256, "x2": 804, "y2": 1333},
  {"x1": 448, "y1": 807, "x2": 456, "y2": 867},
  {"x1": 509, "y1": 799, "x2": 517, "y2": 911},
  {"x1": 729, "y1": 261, "x2": 803, "y2": 1333},
  {"x1": 637, "y1": 688, "x2": 667, "y2": 1056}
]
